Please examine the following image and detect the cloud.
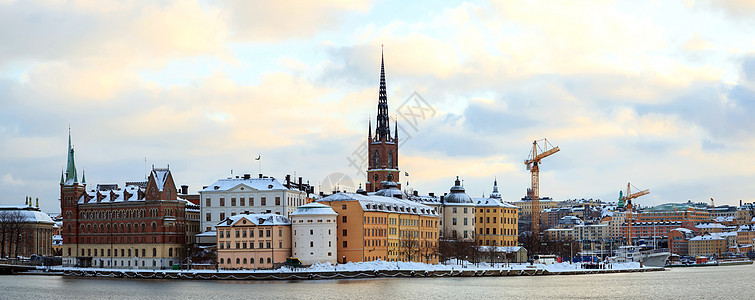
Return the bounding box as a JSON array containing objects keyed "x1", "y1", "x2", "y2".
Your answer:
[
  {"x1": 1, "y1": 174, "x2": 24, "y2": 186},
  {"x1": 221, "y1": 0, "x2": 371, "y2": 41}
]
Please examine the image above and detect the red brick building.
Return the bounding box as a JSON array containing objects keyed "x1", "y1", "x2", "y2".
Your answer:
[
  {"x1": 365, "y1": 50, "x2": 401, "y2": 193},
  {"x1": 60, "y1": 133, "x2": 190, "y2": 269}
]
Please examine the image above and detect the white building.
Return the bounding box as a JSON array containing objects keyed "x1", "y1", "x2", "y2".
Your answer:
[
  {"x1": 439, "y1": 177, "x2": 475, "y2": 241},
  {"x1": 290, "y1": 202, "x2": 338, "y2": 265},
  {"x1": 199, "y1": 174, "x2": 309, "y2": 232}
]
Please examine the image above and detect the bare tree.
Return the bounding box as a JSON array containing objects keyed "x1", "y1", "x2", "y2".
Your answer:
[{"x1": 0, "y1": 211, "x2": 27, "y2": 259}]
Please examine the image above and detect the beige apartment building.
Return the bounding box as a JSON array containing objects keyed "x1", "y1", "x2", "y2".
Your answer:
[{"x1": 216, "y1": 213, "x2": 292, "y2": 269}]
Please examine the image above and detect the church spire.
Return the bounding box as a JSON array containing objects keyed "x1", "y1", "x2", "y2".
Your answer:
[
  {"x1": 64, "y1": 128, "x2": 78, "y2": 185},
  {"x1": 375, "y1": 45, "x2": 391, "y2": 142}
]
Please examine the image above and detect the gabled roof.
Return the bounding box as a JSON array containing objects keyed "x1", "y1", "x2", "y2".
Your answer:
[
  {"x1": 216, "y1": 213, "x2": 291, "y2": 227},
  {"x1": 152, "y1": 169, "x2": 170, "y2": 192}
]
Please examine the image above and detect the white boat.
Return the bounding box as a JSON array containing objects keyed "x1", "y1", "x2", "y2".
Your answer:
[{"x1": 609, "y1": 246, "x2": 670, "y2": 268}]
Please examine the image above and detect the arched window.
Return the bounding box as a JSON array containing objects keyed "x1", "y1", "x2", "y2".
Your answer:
[
  {"x1": 267, "y1": 257, "x2": 271, "y2": 264},
  {"x1": 152, "y1": 222, "x2": 157, "y2": 232},
  {"x1": 387, "y1": 150, "x2": 393, "y2": 167},
  {"x1": 373, "y1": 150, "x2": 380, "y2": 167},
  {"x1": 220, "y1": 258, "x2": 224, "y2": 264},
  {"x1": 153, "y1": 248, "x2": 157, "y2": 257},
  {"x1": 243, "y1": 258, "x2": 247, "y2": 264},
  {"x1": 169, "y1": 248, "x2": 173, "y2": 257},
  {"x1": 259, "y1": 258, "x2": 263, "y2": 264},
  {"x1": 236, "y1": 258, "x2": 240, "y2": 264}
]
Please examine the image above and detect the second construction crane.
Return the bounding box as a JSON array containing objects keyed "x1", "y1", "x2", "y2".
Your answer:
[{"x1": 524, "y1": 138, "x2": 559, "y2": 234}]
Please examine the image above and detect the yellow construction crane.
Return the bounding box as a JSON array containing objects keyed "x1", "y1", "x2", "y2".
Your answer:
[
  {"x1": 524, "y1": 138, "x2": 559, "y2": 234},
  {"x1": 623, "y1": 182, "x2": 649, "y2": 246}
]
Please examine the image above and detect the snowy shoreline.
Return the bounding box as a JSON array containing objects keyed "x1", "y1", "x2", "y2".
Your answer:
[{"x1": 36, "y1": 261, "x2": 665, "y2": 280}]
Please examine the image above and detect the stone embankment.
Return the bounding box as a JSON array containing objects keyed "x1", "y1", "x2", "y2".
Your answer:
[{"x1": 62, "y1": 266, "x2": 665, "y2": 280}]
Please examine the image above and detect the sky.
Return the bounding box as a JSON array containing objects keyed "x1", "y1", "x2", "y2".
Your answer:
[{"x1": 2, "y1": 0, "x2": 755, "y2": 213}]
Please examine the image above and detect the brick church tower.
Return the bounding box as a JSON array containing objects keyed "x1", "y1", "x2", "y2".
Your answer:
[
  {"x1": 60, "y1": 131, "x2": 86, "y2": 263},
  {"x1": 365, "y1": 48, "x2": 400, "y2": 193}
]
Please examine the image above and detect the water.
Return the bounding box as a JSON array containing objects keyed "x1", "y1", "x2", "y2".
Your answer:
[{"x1": 1, "y1": 265, "x2": 751, "y2": 299}]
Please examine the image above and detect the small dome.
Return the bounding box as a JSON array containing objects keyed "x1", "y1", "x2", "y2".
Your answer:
[{"x1": 444, "y1": 176, "x2": 472, "y2": 204}]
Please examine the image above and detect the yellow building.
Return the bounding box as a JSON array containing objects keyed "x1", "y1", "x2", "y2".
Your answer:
[
  {"x1": 474, "y1": 180, "x2": 518, "y2": 247},
  {"x1": 512, "y1": 198, "x2": 559, "y2": 220},
  {"x1": 689, "y1": 233, "x2": 726, "y2": 257},
  {"x1": 317, "y1": 182, "x2": 440, "y2": 264}
]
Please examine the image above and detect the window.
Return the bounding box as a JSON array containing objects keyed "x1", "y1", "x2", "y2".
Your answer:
[
  {"x1": 205, "y1": 198, "x2": 211, "y2": 207},
  {"x1": 250, "y1": 197, "x2": 255, "y2": 206},
  {"x1": 310, "y1": 241, "x2": 314, "y2": 247},
  {"x1": 240, "y1": 198, "x2": 245, "y2": 206},
  {"x1": 453, "y1": 207, "x2": 457, "y2": 214},
  {"x1": 275, "y1": 197, "x2": 281, "y2": 206},
  {"x1": 342, "y1": 205, "x2": 347, "y2": 210},
  {"x1": 266, "y1": 230, "x2": 271, "y2": 237},
  {"x1": 464, "y1": 218, "x2": 468, "y2": 226},
  {"x1": 452, "y1": 218, "x2": 457, "y2": 226},
  {"x1": 206, "y1": 213, "x2": 211, "y2": 222},
  {"x1": 231, "y1": 198, "x2": 236, "y2": 206},
  {"x1": 220, "y1": 212, "x2": 225, "y2": 220},
  {"x1": 279, "y1": 229, "x2": 282, "y2": 237},
  {"x1": 343, "y1": 229, "x2": 347, "y2": 236},
  {"x1": 261, "y1": 197, "x2": 267, "y2": 206},
  {"x1": 342, "y1": 216, "x2": 347, "y2": 223},
  {"x1": 220, "y1": 198, "x2": 225, "y2": 206},
  {"x1": 343, "y1": 241, "x2": 347, "y2": 248}
]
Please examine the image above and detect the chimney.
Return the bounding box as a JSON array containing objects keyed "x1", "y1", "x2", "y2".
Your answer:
[
  {"x1": 259, "y1": 174, "x2": 263, "y2": 179},
  {"x1": 440, "y1": 195, "x2": 444, "y2": 203},
  {"x1": 299, "y1": 177, "x2": 303, "y2": 189},
  {"x1": 286, "y1": 175, "x2": 291, "y2": 189},
  {"x1": 413, "y1": 190, "x2": 418, "y2": 196},
  {"x1": 429, "y1": 192, "x2": 435, "y2": 197},
  {"x1": 243, "y1": 174, "x2": 250, "y2": 179},
  {"x1": 181, "y1": 185, "x2": 188, "y2": 195}
]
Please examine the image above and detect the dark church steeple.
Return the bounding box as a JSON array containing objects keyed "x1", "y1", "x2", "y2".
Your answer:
[
  {"x1": 375, "y1": 45, "x2": 392, "y2": 142},
  {"x1": 366, "y1": 46, "x2": 400, "y2": 193}
]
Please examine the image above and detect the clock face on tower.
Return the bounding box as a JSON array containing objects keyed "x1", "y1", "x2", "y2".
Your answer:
[{"x1": 374, "y1": 174, "x2": 379, "y2": 182}]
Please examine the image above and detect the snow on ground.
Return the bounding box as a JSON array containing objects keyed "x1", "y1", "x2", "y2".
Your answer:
[{"x1": 51, "y1": 261, "x2": 646, "y2": 274}]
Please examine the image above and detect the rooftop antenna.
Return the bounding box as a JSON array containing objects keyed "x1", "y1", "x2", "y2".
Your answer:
[{"x1": 144, "y1": 157, "x2": 147, "y2": 179}]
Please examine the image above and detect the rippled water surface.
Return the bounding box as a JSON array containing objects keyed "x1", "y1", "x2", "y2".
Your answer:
[{"x1": 1, "y1": 264, "x2": 752, "y2": 299}]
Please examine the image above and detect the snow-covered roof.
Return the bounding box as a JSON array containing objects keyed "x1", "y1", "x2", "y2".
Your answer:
[
  {"x1": 0, "y1": 206, "x2": 55, "y2": 224},
  {"x1": 290, "y1": 202, "x2": 337, "y2": 216},
  {"x1": 200, "y1": 177, "x2": 291, "y2": 192},
  {"x1": 152, "y1": 169, "x2": 170, "y2": 192},
  {"x1": 318, "y1": 193, "x2": 438, "y2": 217},
  {"x1": 473, "y1": 197, "x2": 517, "y2": 208},
  {"x1": 696, "y1": 223, "x2": 726, "y2": 229},
  {"x1": 216, "y1": 213, "x2": 291, "y2": 228},
  {"x1": 672, "y1": 228, "x2": 694, "y2": 234},
  {"x1": 690, "y1": 233, "x2": 724, "y2": 241},
  {"x1": 738, "y1": 224, "x2": 755, "y2": 232},
  {"x1": 715, "y1": 216, "x2": 735, "y2": 222},
  {"x1": 78, "y1": 183, "x2": 145, "y2": 204}
]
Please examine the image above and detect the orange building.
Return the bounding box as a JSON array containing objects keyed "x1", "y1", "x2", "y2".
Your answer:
[
  {"x1": 317, "y1": 188, "x2": 439, "y2": 264},
  {"x1": 215, "y1": 213, "x2": 291, "y2": 269}
]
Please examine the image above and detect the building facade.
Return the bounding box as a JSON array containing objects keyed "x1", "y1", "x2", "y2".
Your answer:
[
  {"x1": 199, "y1": 174, "x2": 309, "y2": 232},
  {"x1": 474, "y1": 180, "x2": 518, "y2": 247},
  {"x1": 439, "y1": 177, "x2": 475, "y2": 241},
  {"x1": 290, "y1": 202, "x2": 338, "y2": 265},
  {"x1": 689, "y1": 233, "x2": 726, "y2": 257},
  {"x1": 667, "y1": 228, "x2": 695, "y2": 256},
  {"x1": 317, "y1": 185, "x2": 440, "y2": 264},
  {"x1": 215, "y1": 213, "x2": 292, "y2": 269},
  {"x1": 0, "y1": 204, "x2": 55, "y2": 258},
  {"x1": 60, "y1": 133, "x2": 188, "y2": 269}
]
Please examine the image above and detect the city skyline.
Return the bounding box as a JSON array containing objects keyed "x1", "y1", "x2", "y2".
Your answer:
[{"x1": 2, "y1": 1, "x2": 755, "y2": 212}]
